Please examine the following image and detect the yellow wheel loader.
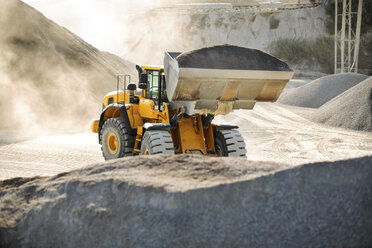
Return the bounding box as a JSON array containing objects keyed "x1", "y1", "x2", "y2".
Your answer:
[{"x1": 91, "y1": 45, "x2": 293, "y2": 159}]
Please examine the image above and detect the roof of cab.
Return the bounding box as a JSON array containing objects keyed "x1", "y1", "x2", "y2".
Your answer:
[{"x1": 141, "y1": 65, "x2": 164, "y2": 71}]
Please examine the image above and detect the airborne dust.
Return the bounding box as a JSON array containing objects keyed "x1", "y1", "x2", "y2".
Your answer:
[{"x1": 0, "y1": 0, "x2": 146, "y2": 136}]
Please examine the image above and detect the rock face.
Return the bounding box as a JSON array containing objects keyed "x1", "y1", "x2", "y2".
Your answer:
[
  {"x1": 0, "y1": 0, "x2": 136, "y2": 132},
  {"x1": 1, "y1": 155, "x2": 371, "y2": 248},
  {"x1": 119, "y1": 6, "x2": 327, "y2": 66},
  {"x1": 278, "y1": 73, "x2": 369, "y2": 108},
  {"x1": 311, "y1": 77, "x2": 372, "y2": 132}
]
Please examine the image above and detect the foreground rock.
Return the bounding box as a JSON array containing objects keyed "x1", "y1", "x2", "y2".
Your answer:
[{"x1": 1, "y1": 155, "x2": 371, "y2": 248}]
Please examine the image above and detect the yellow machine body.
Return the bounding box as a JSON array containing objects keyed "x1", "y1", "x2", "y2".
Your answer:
[
  {"x1": 91, "y1": 65, "x2": 218, "y2": 156},
  {"x1": 172, "y1": 115, "x2": 216, "y2": 154}
]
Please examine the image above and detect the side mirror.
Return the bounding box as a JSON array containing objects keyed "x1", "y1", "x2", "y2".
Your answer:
[{"x1": 138, "y1": 73, "x2": 148, "y2": 89}]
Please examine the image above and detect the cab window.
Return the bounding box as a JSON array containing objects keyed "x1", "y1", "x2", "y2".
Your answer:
[
  {"x1": 145, "y1": 70, "x2": 159, "y2": 104},
  {"x1": 145, "y1": 70, "x2": 168, "y2": 109}
]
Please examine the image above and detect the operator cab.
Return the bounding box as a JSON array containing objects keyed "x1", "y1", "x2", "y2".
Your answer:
[{"x1": 137, "y1": 65, "x2": 169, "y2": 111}]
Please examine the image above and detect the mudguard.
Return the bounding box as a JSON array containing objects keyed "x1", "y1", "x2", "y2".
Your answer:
[{"x1": 98, "y1": 103, "x2": 137, "y2": 143}]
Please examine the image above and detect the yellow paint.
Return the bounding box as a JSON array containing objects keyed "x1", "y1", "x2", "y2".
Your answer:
[
  {"x1": 126, "y1": 104, "x2": 144, "y2": 128},
  {"x1": 106, "y1": 132, "x2": 118, "y2": 154},
  {"x1": 141, "y1": 65, "x2": 164, "y2": 71},
  {"x1": 103, "y1": 107, "x2": 122, "y2": 122},
  {"x1": 160, "y1": 103, "x2": 170, "y2": 123},
  {"x1": 91, "y1": 120, "x2": 99, "y2": 133},
  {"x1": 95, "y1": 66, "x2": 220, "y2": 157},
  {"x1": 139, "y1": 99, "x2": 157, "y2": 119},
  {"x1": 174, "y1": 115, "x2": 207, "y2": 154},
  {"x1": 138, "y1": 99, "x2": 169, "y2": 123},
  {"x1": 133, "y1": 127, "x2": 143, "y2": 155},
  {"x1": 204, "y1": 124, "x2": 216, "y2": 153},
  {"x1": 102, "y1": 91, "x2": 143, "y2": 108}
]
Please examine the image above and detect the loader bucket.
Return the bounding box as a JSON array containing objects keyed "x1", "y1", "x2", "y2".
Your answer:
[{"x1": 164, "y1": 45, "x2": 294, "y2": 115}]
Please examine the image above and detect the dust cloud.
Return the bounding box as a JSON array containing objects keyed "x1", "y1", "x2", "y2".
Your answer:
[
  {"x1": 22, "y1": 0, "x2": 173, "y2": 64},
  {"x1": 0, "y1": 0, "x2": 136, "y2": 136},
  {"x1": 22, "y1": 0, "x2": 207, "y2": 65}
]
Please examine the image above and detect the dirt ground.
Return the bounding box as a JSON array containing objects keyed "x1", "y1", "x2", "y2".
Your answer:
[
  {"x1": 0, "y1": 102, "x2": 371, "y2": 180},
  {"x1": 0, "y1": 133, "x2": 103, "y2": 180}
]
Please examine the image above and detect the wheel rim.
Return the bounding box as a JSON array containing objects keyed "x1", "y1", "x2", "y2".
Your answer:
[{"x1": 106, "y1": 132, "x2": 119, "y2": 154}]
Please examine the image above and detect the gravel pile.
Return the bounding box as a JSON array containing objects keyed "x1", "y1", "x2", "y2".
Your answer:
[
  {"x1": 176, "y1": 45, "x2": 292, "y2": 71},
  {"x1": 284, "y1": 79, "x2": 312, "y2": 89},
  {"x1": 278, "y1": 73, "x2": 369, "y2": 108},
  {"x1": 1, "y1": 154, "x2": 371, "y2": 248},
  {"x1": 311, "y1": 77, "x2": 372, "y2": 131}
]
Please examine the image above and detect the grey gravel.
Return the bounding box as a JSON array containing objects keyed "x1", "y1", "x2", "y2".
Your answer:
[
  {"x1": 176, "y1": 45, "x2": 292, "y2": 71},
  {"x1": 278, "y1": 73, "x2": 369, "y2": 108},
  {"x1": 1, "y1": 154, "x2": 371, "y2": 248},
  {"x1": 311, "y1": 77, "x2": 372, "y2": 131}
]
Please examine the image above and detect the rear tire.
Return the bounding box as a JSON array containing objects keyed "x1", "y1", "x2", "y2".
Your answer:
[
  {"x1": 101, "y1": 118, "x2": 134, "y2": 160},
  {"x1": 140, "y1": 131, "x2": 175, "y2": 155},
  {"x1": 214, "y1": 130, "x2": 247, "y2": 157}
]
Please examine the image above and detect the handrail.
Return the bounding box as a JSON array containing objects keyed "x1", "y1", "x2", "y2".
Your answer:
[{"x1": 116, "y1": 74, "x2": 131, "y2": 106}]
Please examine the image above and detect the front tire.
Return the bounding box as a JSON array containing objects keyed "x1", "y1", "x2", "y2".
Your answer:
[
  {"x1": 140, "y1": 131, "x2": 175, "y2": 155},
  {"x1": 214, "y1": 130, "x2": 247, "y2": 157},
  {"x1": 101, "y1": 118, "x2": 133, "y2": 160}
]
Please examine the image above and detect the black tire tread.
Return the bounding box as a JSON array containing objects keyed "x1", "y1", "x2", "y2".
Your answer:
[
  {"x1": 141, "y1": 131, "x2": 175, "y2": 155},
  {"x1": 100, "y1": 117, "x2": 134, "y2": 160},
  {"x1": 215, "y1": 129, "x2": 247, "y2": 157}
]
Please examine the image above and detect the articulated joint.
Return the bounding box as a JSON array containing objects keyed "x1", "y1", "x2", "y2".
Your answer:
[
  {"x1": 170, "y1": 106, "x2": 186, "y2": 129},
  {"x1": 202, "y1": 114, "x2": 214, "y2": 129}
]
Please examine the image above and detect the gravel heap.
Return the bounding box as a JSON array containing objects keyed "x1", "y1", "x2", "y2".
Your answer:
[
  {"x1": 311, "y1": 77, "x2": 372, "y2": 131},
  {"x1": 1, "y1": 155, "x2": 371, "y2": 248},
  {"x1": 278, "y1": 73, "x2": 369, "y2": 108},
  {"x1": 284, "y1": 79, "x2": 312, "y2": 89},
  {"x1": 176, "y1": 45, "x2": 292, "y2": 71}
]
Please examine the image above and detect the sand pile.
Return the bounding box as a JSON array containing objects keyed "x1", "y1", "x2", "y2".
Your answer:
[
  {"x1": 278, "y1": 73, "x2": 369, "y2": 108},
  {"x1": 176, "y1": 45, "x2": 292, "y2": 71},
  {"x1": 1, "y1": 154, "x2": 371, "y2": 248},
  {"x1": 0, "y1": 0, "x2": 136, "y2": 132},
  {"x1": 311, "y1": 77, "x2": 372, "y2": 131}
]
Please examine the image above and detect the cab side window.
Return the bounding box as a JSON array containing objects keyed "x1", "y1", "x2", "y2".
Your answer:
[{"x1": 145, "y1": 70, "x2": 159, "y2": 106}]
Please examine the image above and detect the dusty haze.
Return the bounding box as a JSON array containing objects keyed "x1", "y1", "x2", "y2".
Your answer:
[
  {"x1": 2, "y1": 0, "x2": 370, "y2": 136},
  {"x1": 23, "y1": 0, "x2": 330, "y2": 69},
  {"x1": 0, "y1": 0, "x2": 136, "y2": 135},
  {"x1": 22, "y1": 0, "x2": 170, "y2": 61}
]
